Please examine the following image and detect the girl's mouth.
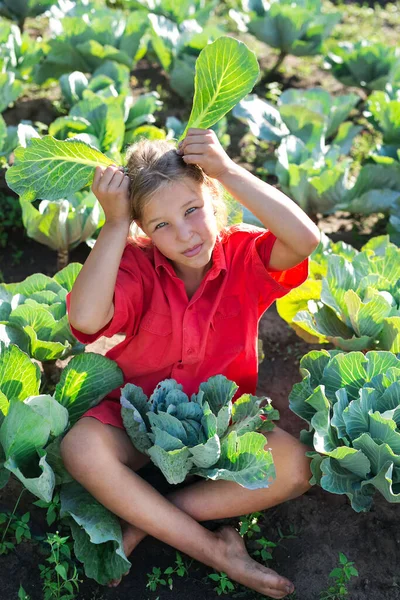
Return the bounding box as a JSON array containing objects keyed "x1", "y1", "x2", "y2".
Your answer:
[{"x1": 183, "y1": 243, "x2": 203, "y2": 257}]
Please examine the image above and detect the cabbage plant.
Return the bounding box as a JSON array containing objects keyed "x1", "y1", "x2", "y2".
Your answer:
[
  {"x1": 365, "y1": 85, "x2": 400, "y2": 161},
  {"x1": 6, "y1": 36, "x2": 259, "y2": 202},
  {"x1": 233, "y1": 88, "x2": 361, "y2": 152},
  {"x1": 0, "y1": 20, "x2": 43, "y2": 80},
  {"x1": 244, "y1": 0, "x2": 340, "y2": 75},
  {"x1": 121, "y1": 375, "x2": 278, "y2": 488},
  {"x1": 0, "y1": 0, "x2": 53, "y2": 31},
  {"x1": 283, "y1": 235, "x2": 400, "y2": 353},
  {"x1": 290, "y1": 349, "x2": 400, "y2": 511},
  {"x1": 34, "y1": 8, "x2": 149, "y2": 85},
  {"x1": 0, "y1": 343, "x2": 129, "y2": 585},
  {"x1": 147, "y1": 14, "x2": 224, "y2": 99},
  {"x1": 276, "y1": 234, "x2": 358, "y2": 344},
  {"x1": 20, "y1": 191, "x2": 105, "y2": 271},
  {"x1": 59, "y1": 61, "x2": 132, "y2": 107},
  {"x1": 0, "y1": 263, "x2": 85, "y2": 373},
  {"x1": 0, "y1": 71, "x2": 23, "y2": 111},
  {"x1": 0, "y1": 116, "x2": 39, "y2": 168},
  {"x1": 325, "y1": 41, "x2": 400, "y2": 93}
]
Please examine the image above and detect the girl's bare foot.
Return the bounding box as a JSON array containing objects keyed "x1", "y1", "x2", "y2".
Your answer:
[
  {"x1": 215, "y1": 526, "x2": 294, "y2": 599},
  {"x1": 107, "y1": 522, "x2": 146, "y2": 588}
]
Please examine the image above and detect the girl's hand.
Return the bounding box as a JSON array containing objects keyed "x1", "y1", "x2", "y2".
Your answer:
[
  {"x1": 91, "y1": 165, "x2": 131, "y2": 225},
  {"x1": 177, "y1": 128, "x2": 234, "y2": 179}
]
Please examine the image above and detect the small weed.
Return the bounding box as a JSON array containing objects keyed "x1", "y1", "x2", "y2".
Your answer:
[
  {"x1": 163, "y1": 551, "x2": 191, "y2": 589},
  {"x1": 252, "y1": 537, "x2": 277, "y2": 563},
  {"x1": 277, "y1": 524, "x2": 300, "y2": 542},
  {"x1": 208, "y1": 571, "x2": 236, "y2": 596},
  {"x1": 319, "y1": 553, "x2": 358, "y2": 600},
  {"x1": 146, "y1": 567, "x2": 167, "y2": 592},
  {"x1": 34, "y1": 492, "x2": 61, "y2": 527},
  {"x1": 238, "y1": 511, "x2": 263, "y2": 538},
  {"x1": 0, "y1": 489, "x2": 30, "y2": 555},
  {"x1": 18, "y1": 585, "x2": 31, "y2": 599},
  {"x1": 146, "y1": 552, "x2": 191, "y2": 592},
  {"x1": 39, "y1": 531, "x2": 82, "y2": 600}
]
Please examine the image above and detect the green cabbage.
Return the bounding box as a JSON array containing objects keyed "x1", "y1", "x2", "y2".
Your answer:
[
  {"x1": 121, "y1": 375, "x2": 279, "y2": 489},
  {"x1": 290, "y1": 349, "x2": 400, "y2": 512}
]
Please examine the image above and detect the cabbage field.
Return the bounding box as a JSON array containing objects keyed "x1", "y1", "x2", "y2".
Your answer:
[{"x1": 1, "y1": 0, "x2": 400, "y2": 599}]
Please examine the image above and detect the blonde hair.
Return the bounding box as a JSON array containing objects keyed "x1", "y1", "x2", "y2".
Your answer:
[{"x1": 125, "y1": 138, "x2": 228, "y2": 233}]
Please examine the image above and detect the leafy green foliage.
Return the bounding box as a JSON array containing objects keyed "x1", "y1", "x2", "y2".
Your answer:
[
  {"x1": 319, "y1": 553, "x2": 358, "y2": 600},
  {"x1": 325, "y1": 41, "x2": 400, "y2": 92},
  {"x1": 208, "y1": 571, "x2": 235, "y2": 595},
  {"x1": 290, "y1": 349, "x2": 400, "y2": 511},
  {"x1": 146, "y1": 552, "x2": 190, "y2": 591},
  {"x1": 6, "y1": 136, "x2": 115, "y2": 203},
  {"x1": 60, "y1": 481, "x2": 131, "y2": 586},
  {"x1": 284, "y1": 235, "x2": 400, "y2": 352},
  {"x1": 39, "y1": 532, "x2": 82, "y2": 600},
  {"x1": 0, "y1": 263, "x2": 85, "y2": 363},
  {"x1": 20, "y1": 191, "x2": 105, "y2": 258},
  {"x1": 7, "y1": 36, "x2": 258, "y2": 203},
  {"x1": 0, "y1": 504, "x2": 31, "y2": 555},
  {"x1": 366, "y1": 85, "x2": 400, "y2": 163},
  {"x1": 34, "y1": 8, "x2": 148, "y2": 84},
  {"x1": 121, "y1": 375, "x2": 278, "y2": 488},
  {"x1": 0, "y1": 21, "x2": 43, "y2": 80},
  {"x1": 233, "y1": 88, "x2": 360, "y2": 150},
  {"x1": 33, "y1": 491, "x2": 61, "y2": 527},
  {"x1": 182, "y1": 36, "x2": 259, "y2": 138},
  {"x1": 247, "y1": 0, "x2": 340, "y2": 57},
  {"x1": 0, "y1": 0, "x2": 53, "y2": 29},
  {"x1": 238, "y1": 511, "x2": 262, "y2": 538},
  {"x1": 0, "y1": 343, "x2": 123, "y2": 499}
]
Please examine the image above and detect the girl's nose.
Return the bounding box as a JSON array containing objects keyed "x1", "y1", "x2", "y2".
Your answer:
[{"x1": 176, "y1": 223, "x2": 192, "y2": 242}]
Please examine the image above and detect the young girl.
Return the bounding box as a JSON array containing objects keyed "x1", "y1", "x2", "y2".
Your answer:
[{"x1": 63, "y1": 128, "x2": 320, "y2": 598}]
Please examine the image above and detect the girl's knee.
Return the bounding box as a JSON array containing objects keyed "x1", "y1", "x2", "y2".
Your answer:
[{"x1": 60, "y1": 418, "x2": 101, "y2": 474}]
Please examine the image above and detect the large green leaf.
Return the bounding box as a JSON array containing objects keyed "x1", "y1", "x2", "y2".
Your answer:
[
  {"x1": 61, "y1": 481, "x2": 131, "y2": 585},
  {"x1": 147, "y1": 445, "x2": 193, "y2": 484},
  {"x1": 196, "y1": 431, "x2": 275, "y2": 490},
  {"x1": 199, "y1": 375, "x2": 238, "y2": 415},
  {"x1": 0, "y1": 343, "x2": 40, "y2": 414},
  {"x1": 5, "y1": 136, "x2": 115, "y2": 202},
  {"x1": 55, "y1": 353, "x2": 124, "y2": 424},
  {"x1": 5, "y1": 451, "x2": 55, "y2": 503},
  {"x1": 182, "y1": 36, "x2": 259, "y2": 138}
]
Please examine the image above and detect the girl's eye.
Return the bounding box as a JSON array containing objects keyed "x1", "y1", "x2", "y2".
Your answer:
[
  {"x1": 186, "y1": 207, "x2": 197, "y2": 215},
  {"x1": 155, "y1": 222, "x2": 167, "y2": 230}
]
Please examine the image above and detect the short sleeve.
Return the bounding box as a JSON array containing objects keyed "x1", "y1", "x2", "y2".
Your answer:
[
  {"x1": 251, "y1": 230, "x2": 309, "y2": 301},
  {"x1": 66, "y1": 245, "x2": 143, "y2": 345}
]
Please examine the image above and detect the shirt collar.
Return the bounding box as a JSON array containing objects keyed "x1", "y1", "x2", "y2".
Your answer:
[{"x1": 154, "y1": 233, "x2": 227, "y2": 279}]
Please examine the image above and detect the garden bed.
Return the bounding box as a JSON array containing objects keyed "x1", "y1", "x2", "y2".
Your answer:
[{"x1": 1, "y1": 297, "x2": 399, "y2": 600}]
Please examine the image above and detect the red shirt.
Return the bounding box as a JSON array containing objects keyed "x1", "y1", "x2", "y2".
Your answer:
[{"x1": 66, "y1": 224, "x2": 308, "y2": 428}]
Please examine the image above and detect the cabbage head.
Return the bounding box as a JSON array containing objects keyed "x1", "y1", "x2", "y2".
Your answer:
[
  {"x1": 121, "y1": 375, "x2": 278, "y2": 489},
  {"x1": 285, "y1": 235, "x2": 400, "y2": 353},
  {"x1": 290, "y1": 349, "x2": 400, "y2": 512}
]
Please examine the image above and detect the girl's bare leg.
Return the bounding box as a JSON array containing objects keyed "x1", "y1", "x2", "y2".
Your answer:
[
  {"x1": 117, "y1": 426, "x2": 311, "y2": 580},
  {"x1": 61, "y1": 419, "x2": 310, "y2": 598}
]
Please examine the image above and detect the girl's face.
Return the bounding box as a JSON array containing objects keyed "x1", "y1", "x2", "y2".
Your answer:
[{"x1": 138, "y1": 177, "x2": 219, "y2": 278}]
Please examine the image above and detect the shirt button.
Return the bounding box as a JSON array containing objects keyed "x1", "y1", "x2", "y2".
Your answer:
[
  {"x1": 187, "y1": 348, "x2": 193, "y2": 355},
  {"x1": 177, "y1": 362, "x2": 184, "y2": 369}
]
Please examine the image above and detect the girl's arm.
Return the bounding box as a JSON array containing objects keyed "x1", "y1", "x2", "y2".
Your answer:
[
  {"x1": 178, "y1": 129, "x2": 321, "y2": 271},
  {"x1": 68, "y1": 166, "x2": 131, "y2": 335},
  {"x1": 217, "y1": 161, "x2": 320, "y2": 270}
]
